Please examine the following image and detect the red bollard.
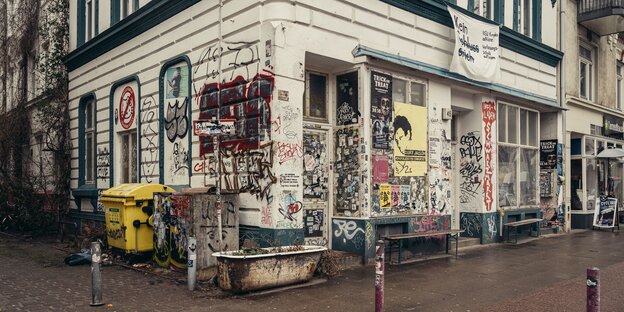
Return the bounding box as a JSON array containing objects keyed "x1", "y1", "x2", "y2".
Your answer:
[
  {"x1": 587, "y1": 267, "x2": 600, "y2": 312},
  {"x1": 375, "y1": 240, "x2": 385, "y2": 312}
]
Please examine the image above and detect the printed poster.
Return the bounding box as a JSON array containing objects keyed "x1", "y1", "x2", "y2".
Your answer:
[
  {"x1": 372, "y1": 154, "x2": 389, "y2": 184},
  {"x1": 448, "y1": 6, "x2": 501, "y2": 83},
  {"x1": 540, "y1": 140, "x2": 557, "y2": 169},
  {"x1": 371, "y1": 71, "x2": 392, "y2": 149},
  {"x1": 380, "y1": 184, "x2": 391, "y2": 209},
  {"x1": 593, "y1": 196, "x2": 617, "y2": 228},
  {"x1": 393, "y1": 102, "x2": 427, "y2": 176},
  {"x1": 165, "y1": 64, "x2": 189, "y2": 99},
  {"x1": 391, "y1": 185, "x2": 400, "y2": 207},
  {"x1": 400, "y1": 185, "x2": 410, "y2": 207}
]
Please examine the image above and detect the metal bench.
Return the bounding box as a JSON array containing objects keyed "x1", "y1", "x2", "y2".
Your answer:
[
  {"x1": 503, "y1": 218, "x2": 543, "y2": 243},
  {"x1": 384, "y1": 229, "x2": 463, "y2": 264}
]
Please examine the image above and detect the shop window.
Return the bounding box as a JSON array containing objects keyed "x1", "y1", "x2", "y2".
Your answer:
[
  {"x1": 617, "y1": 62, "x2": 623, "y2": 110},
  {"x1": 119, "y1": 131, "x2": 137, "y2": 183},
  {"x1": 579, "y1": 44, "x2": 595, "y2": 101},
  {"x1": 585, "y1": 137, "x2": 595, "y2": 156},
  {"x1": 304, "y1": 72, "x2": 328, "y2": 121},
  {"x1": 498, "y1": 103, "x2": 539, "y2": 208}
]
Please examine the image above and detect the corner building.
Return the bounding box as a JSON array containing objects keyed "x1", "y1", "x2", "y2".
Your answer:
[{"x1": 67, "y1": 0, "x2": 563, "y2": 262}]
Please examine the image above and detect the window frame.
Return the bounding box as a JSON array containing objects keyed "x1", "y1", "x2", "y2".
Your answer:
[
  {"x1": 79, "y1": 95, "x2": 97, "y2": 186},
  {"x1": 392, "y1": 76, "x2": 428, "y2": 107},
  {"x1": 118, "y1": 130, "x2": 138, "y2": 183},
  {"x1": 497, "y1": 102, "x2": 540, "y2": 209},
  {"x1": 579, "y1": 42, "x2": 595, "y2": 101},
  {"x1": 617, "y1": 61, "x2": 623, "y2": 111},
  {"x1": 304, "y1": 71, "x2": 329, "y2": 123}
]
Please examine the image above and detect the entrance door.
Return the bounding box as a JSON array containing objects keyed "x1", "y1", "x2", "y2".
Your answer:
[{"x1": 302, "y1": 128, "x2": 330, "y2": 246}]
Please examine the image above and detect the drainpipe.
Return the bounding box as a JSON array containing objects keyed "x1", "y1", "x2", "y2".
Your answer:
[{"x1": 559, "y1": 0, "x2": 569, "y2": 232}]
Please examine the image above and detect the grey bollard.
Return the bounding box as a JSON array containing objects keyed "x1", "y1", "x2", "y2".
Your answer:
[
  {"x1": 90, "y1": 242, "x2": 104, "y2": 306},
  {"x1": 188, "y1": 237, "x2": 197, "y2": 291}
]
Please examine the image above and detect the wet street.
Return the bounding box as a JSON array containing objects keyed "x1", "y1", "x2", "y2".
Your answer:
[{"x1": 1, "y1": 230, "x2": 623, "y2": 311}]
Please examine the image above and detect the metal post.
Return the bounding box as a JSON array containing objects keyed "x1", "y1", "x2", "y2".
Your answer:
[
  {"x1": 187, "y1": 237, "x2": 197, "y2": 291},
  {"x1": 587, "y1": 267, "x2": 600, "y2": 312},
  {"x1": 375, "y1": 240, "x2": 385, "y2": 312},
  {"x1": 213, "y1": 134, "x2": 223, "y2": 252},
  {"x1": 90, "y1": 242, "x2": 104, "y2": 306}
]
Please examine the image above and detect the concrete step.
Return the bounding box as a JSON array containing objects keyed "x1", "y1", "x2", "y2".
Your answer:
[
  {"x1": 449, "y1": 237, "x2": 481, "y2": 249},
  {"x1": 330, "y1": 250, "x2": 363, "y2": 269}
]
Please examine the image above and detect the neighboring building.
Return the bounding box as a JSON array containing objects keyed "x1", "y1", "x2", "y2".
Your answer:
[
  {"x1": 564, "y1": 0, "x2": 624, "y2": 229},
  {"x1": 65, "y1": 0, "x2": 563, "y2": 262},
  {"x1": 0, "y1": 0, "x2": 69, "y2": 224}
]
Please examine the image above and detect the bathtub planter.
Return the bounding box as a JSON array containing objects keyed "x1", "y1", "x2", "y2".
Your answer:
[{"x1": 213, "y1": 245, "x2": 326, "y2": 293}]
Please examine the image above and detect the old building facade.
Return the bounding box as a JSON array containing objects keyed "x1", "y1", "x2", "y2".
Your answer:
[
  {"x1": 66, "y1": 0, "x2": 564, "y2": 261},
  {"x1": 565, "y1": 0, "x2": 624, "y2": 229}
]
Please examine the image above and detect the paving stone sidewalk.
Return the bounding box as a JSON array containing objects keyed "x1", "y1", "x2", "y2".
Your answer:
[{"x1": 1, "y1": 230, "x2": 624, "y2": 311}]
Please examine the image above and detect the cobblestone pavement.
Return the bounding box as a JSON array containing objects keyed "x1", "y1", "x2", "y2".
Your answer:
[{"x1": 1, "y1": 230, "x2": 624, "y2": 311}]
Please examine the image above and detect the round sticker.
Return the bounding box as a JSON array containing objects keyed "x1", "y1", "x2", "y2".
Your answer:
[{"x1": 119, "y1": 86, "x2": 136, "y2": 129}]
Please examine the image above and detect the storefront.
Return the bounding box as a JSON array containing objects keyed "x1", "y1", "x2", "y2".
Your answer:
[{"x1": 568, "y1": 106, "x2": 624, "y2": 228}]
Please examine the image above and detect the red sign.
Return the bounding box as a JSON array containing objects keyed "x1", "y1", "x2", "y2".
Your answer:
[{"x1": 119, "y1": 86, "x2": 136, "y2": 129}]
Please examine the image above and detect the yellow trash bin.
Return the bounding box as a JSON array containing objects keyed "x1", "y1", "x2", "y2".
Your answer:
[{"x1": 101, "y1": 183, "x2": 175, "y2": 253}]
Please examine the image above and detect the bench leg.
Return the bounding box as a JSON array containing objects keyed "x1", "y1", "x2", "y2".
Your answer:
[
  {"x1": 455, "y1": 234, "x2": 459, "y2": 258},
  {"x1": 398, "y1": 239, "x2": 402, "y2": 264},
  {"x1": 446, "y1": 235, "x2": 449, "y2": 254}
]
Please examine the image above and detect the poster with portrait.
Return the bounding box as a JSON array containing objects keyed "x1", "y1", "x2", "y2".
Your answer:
[
  {"x1": 371, "y1": 71, "x2": 392, "y2": 149},
  {"x1": 540, "y1": 140, "x2": 557, "y2": 169},
  {"x1": 165, "y1": 64, "x2": 189, "y2": 99},
  {"x1": 336, "y1": 71, "x2": 360, "y2": 126},
  {"x1": 593, "y1": 196, "x2": 618, "y2": 228},
  {"x1": 393, "y1": 102, "x2": 427, "y2": 176}
]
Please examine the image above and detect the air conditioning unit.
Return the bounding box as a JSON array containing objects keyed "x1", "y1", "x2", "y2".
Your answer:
[{"x1": 441, "y1": 108, "x2": 452, "y2": 120}]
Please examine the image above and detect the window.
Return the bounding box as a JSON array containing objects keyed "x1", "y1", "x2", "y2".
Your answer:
[
  {"x1": 86, "y1": 0, "x2": 92, "y2": 40},
  {"x1": 393, "y1": 78, "x2": 426, "y2": 106},
  {"x1": 119, "y1": 131, "x2": 137, "y2": 183},
  {"x1": 304, "y1": 72, "x2": 328, "y2": 121},
  {"x1": 467, "y1": 0, "x2": 492, "y2": 18},
  {"x1": 579, "y1": 44, "x2": 595, "y2": 101},
  {"x1": 84, "y1": 100, "x2": 96, "y2": 184},
  {"x1": 498, "y1": 103, "x2": 539, "y2": 208},
  {"x1": 617, "y1": 62, "x2": 623, "y2": 110}
]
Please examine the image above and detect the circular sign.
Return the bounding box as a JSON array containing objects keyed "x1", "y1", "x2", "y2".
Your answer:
[{"x1": 119, "y1": 86, "x2": 136, "y2": 129}]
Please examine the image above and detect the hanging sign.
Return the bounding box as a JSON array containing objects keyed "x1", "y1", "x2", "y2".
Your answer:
[{"x1": 447, "y1": 6, "x2": 500, "y2": 83}]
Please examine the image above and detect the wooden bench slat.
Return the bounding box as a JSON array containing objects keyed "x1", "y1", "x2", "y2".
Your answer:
[
  {"x1": 504, "y1": 218, "x2": 543, "y2": 227},
  {"x1": 385, "y1": 229, "x2": 463, "y2": 240}
]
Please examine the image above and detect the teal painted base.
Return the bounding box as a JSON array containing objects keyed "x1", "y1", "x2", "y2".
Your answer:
[
  {"x1": 460, "y1": 212, "x2": 501, "y2": 244},
  {"x1": 239, "y1": 226, "x2": 304, "y2": 248}
]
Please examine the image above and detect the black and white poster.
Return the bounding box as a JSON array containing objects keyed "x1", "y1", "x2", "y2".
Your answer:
[
  {"x1": 371, "y1": 71, "x2": 392, "y2": 149},
  {"x1": 540, "y1": 140, "x2": 557, "y2": 169},
  {"x1": 336, "y1": 71, "x2": 360, "y2": 126},
  {"x1": 593, "y1": 196, "x2": 618, "y2": 228}
]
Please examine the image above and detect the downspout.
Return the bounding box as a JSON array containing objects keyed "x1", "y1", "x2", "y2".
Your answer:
[{"x1": 559, "y1": 0, "x2": 569, "y2": 232}]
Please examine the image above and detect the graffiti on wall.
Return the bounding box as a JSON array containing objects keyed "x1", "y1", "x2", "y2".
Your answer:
[
  {"x1": 153, "y1": 193, "x2": 192, "y2": 269},
  {"x1": 304, "y1": 209, "x2": 324, "y2": 238},
  {"x1": 459, "y1": 131, "x2": 483, "y2": 205},
  {"x1": 162, "y1": 63, "x2": 191, "y2": 185},
  {"x1": 141, "y1": 96, "x2": 159, "y2": 183},
  {"x1": 413, "y1": 215, "x2": 450, "y2": 233},
  {"x1": 278, "y1": 191, "x2": 302, "y2": 223},
  {"x1": 336, "y1": 72, "x2": 360, "y2": 126},
  {"x1": 303, "y1": 131, "x2": 328, "y2": 199},
  {"x1": 96, "y1": 147, "x2": 110, "y2": 180},
  {"x1": 460, "y1": 213, "x2": 482, "y2": 238},
  {"x1": 482, "y1": 101, "x2": 496, "y2": 212},
  {"x1": 333, "y1": 219, "x2": 366, "y2": 250},
  {"x1": 334, "y1": 127, "x2": 361, "y2": 216}
]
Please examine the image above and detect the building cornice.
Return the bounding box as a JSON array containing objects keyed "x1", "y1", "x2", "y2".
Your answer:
[
  {"x1": 567, "y1": 96, "x2": 624, "y2": 117},
  {"x1": 63, "y1": 0, "x2": 200, "y2": 72},
  {"x1": 381, "y1": 0, "x2": 564, "y2": 67}
]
